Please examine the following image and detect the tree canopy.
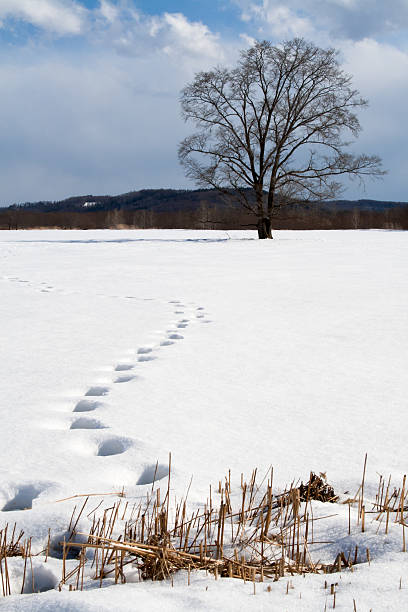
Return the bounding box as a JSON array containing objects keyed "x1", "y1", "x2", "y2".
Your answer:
[{"x1": 179, "y1": 38, "x2": 385, "y2": 238}]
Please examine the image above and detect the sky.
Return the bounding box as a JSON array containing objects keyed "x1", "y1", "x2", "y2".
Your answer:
[{"x1": 0, "y1": 0, "x2": 407, "y2": 205}]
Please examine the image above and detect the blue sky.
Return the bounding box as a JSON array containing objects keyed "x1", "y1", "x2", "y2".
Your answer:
[{"x1": 0, "y1": 0, "x2": 407, "y2": 205}]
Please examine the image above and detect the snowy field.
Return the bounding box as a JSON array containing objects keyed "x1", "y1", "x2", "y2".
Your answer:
[{"x1": 0, "y1": 228, "x2": 407, "y2": 610}]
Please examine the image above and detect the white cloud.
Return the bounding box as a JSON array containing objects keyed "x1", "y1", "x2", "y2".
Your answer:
[
  {"x1": 341, "y1": 38, "x2": 408, "y2": 145},
  {"x1": 248, "y1": 2, "x2": 314, "y2": 38},
  {"x1": 234, "y1": 0, "x2": 408, "y2": 42},
  {"x1": 161, "y1": 13, "x2": 222, "y2": 60},
  {"x1": 342, "y1": 38, "x2": 408, "y2": 92},
  {"x1": 0, "y1": 5, "x2": 229, "y2": 204},
  {"x1": 0, "y1": 49, "x2": 190, "y2": 204},
  {"x1": 0, "y1": 0, "x2": 87, "y2": 35},
  {"x1": 98, "y1": 0, "x2": 119, "y2": 25},
  {"x1": 322, "y1": 37, "x2": 408, "y2": 197},
  {"x1": 239, "y1": 32, "x2": 256, "y2": 46},
  {"x1": 0, "y1": 2, "x2": 224, "y2": 66},
  {"x1": 92, "y1": 8, "x2": 224, "y2": 70},
  {"x1": 327, "y1": 0, "x2": 358, "y2": 7}
]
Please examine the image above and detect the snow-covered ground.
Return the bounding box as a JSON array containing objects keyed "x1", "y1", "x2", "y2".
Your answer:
[{"x1": 0, "y1": 229, "x2": 407, "y2": 610}]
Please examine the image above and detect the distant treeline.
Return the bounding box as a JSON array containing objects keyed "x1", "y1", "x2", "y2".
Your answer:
[{"x1": 1, "y1": 188, "x2": 407, "y2": 230}]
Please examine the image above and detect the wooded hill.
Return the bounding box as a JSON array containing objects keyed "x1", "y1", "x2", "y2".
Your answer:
[{"x1": 1, "y1": 189, "x2": 407, "y2": 230}]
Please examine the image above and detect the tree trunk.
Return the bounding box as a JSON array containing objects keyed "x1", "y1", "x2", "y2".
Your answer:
[
  {"x1": 257, "y1": 216, "x2": 272, "y2": 239},
  {"x1": 255, "y1": 185, "x2": 272, "y2": 239},
  {"x1": 263, "y1": 182, "x2": 276, "y2": 239}
]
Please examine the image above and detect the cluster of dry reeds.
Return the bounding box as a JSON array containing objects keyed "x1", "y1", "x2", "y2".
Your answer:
[
  {"x1": 1, "y1": 456, "x2": 407, "y2": 598},
  {"x1": 0, "y1": 524, "x2": 31, "y2": 596},
  {"x1": 58, "y1": 461, "x2": 378, "y2": 591}
]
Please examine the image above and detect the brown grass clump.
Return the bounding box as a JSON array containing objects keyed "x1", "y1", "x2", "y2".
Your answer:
[
  {"x1": 0, "y1": 524, "x2": 32, "y2": 596},
  {"x1": 0, "y1": 525, "x2": 25, "y2": 559},
  {"x1": 297, "y1": 472, "x2": 339, "y2": 503}
]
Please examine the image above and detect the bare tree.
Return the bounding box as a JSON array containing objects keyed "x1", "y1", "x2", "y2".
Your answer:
[{"x1": 179, "y1": 38, "x2": 385, "y2": 238}]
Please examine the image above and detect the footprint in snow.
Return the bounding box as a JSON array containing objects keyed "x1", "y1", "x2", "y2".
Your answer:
[
  {"x1": 176, "y1": 319, "x2": 189, "y2": 329},
  {"x1": 97, "y1": 437, "x2": 132, "y2": 457},
  {"x1": 168, "y1": 333, "x2": 184, "y2": 340},
  {"x1": 138, "y1": 355, "x2": 156, "y2": 363},
  {"x1": 115, "y1": 374, "x2": 136, "y2": 383},
  {"x1": 21, "y1": 566, "x2": 58, "y2": 594},
  {"x1": 48, "y1": 530, "x2": 89, "y2": 560},
  {"x1": 70, "y1": 417, "x2": 107, "y2": 430},
  {"x1": 73, "y1": 399, "x2": 103, "y2": 413},
  {"x1": 115, "y1": 364, "x2": 134, "y2": 372},
  {"x1": 85, "y1": 386, "x2": 110, "y2": 397},
  {"x1": 136, "y1": 464, "x2": 169, "y2": 485},
  {"x1": 2, "y1": 484, "x2": 45, "y2": 512}
]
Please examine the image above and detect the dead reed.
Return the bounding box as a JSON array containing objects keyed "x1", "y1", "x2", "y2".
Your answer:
[
  {"x1": 0, "y1": 524, "x2": 28, "y2": 596},
  {"x1": 1, "y1": 457, "x2": 407, "y2": 597},
  {"x1": 57, "y1": 463, "x2": 406, "y2": 591}
]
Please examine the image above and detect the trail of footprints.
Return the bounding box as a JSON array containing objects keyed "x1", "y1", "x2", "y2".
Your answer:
[
  {"x1": 2, "y1": 274, "x2": 119, "y2": 297},
  {"x1": 2, "y1": 275, "x2": 197, "y2": 307},
  {"x1": 2, "y1": 275, "x2": 61, "y2": 294},
  {"x1": 2, "y1": 276, "x2": 218, "y2": 331},
  {"x1": 0, "y1": 299, "x2": 211, "y2": 512},
  {"x1": 69, "y1": 300, "x2": 211, "y2": 463}
]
